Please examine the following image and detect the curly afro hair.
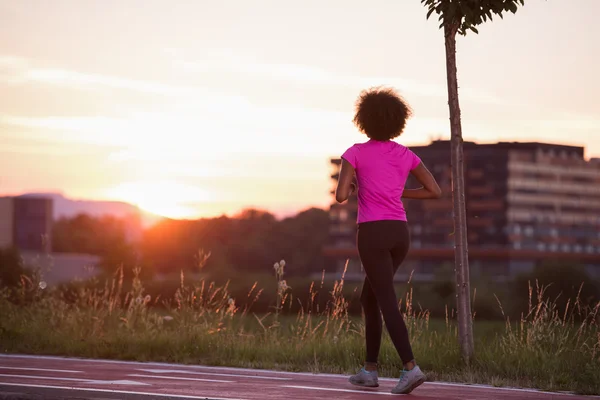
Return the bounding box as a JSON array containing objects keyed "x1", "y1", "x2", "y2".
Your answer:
[{"x1": 352, "y1": 87, "x2": 413, "y2": 141}]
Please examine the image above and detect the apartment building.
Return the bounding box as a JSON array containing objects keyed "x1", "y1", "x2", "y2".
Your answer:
[
  {"x1": 0, "y1": 196, "x2": 53, "y2": 252},
  {"x1": 323, "y1": 140, "x2": 600, "y2": 280}
]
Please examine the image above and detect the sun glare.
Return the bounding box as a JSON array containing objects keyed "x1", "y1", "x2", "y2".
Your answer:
[{"x1": 107, "y1": 181, "x2": 213, "y2": 219}]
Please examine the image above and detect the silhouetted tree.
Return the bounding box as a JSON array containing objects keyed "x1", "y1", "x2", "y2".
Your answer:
[
  {"x1": 52, "y1": 214, "x2": 140, "y2": 277},
  {"x1": 142, "y1": 208, "x2": 329, "y2": 277},
  {"x1": 421, "y1": 0, "x2": 526, "y2": 363}
]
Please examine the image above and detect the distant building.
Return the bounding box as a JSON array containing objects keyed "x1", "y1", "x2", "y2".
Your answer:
[
  {"x1": 323, "y1": 141, "x2": 600, "y2": 281},
  {"x1": 0, "y1": 196, "x2": 53, "y2": 252},
  {"x1": 0, "y1": 197, "x2": 14, "y2": 249},
  {"x1": 0, "y1": 196, "x2": 101, "y2": 286}
]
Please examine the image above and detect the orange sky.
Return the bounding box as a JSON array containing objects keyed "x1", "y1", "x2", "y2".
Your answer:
[{"x1": 1, "y1": 0, "x2": 599, "y2": 219}]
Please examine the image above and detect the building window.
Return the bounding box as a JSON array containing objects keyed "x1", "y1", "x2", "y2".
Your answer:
[
  {"x1": 339, "y1": 209, "x2": 348, "y2": 221},
  {"x1": 537, "y1": 242, "x2": 546, "y2": 251},
  {"x1": 525, "y1": 226, "x2": 534, "y2": 237},
  {"x1": 561, "y1": 244, "x2": 570, "y2": 252},
  {"x1": 586, "y1": 245, "x2": 594, "y2": 254},
  {"x1": 550, "y1": 243, "x2": 558, "y2": 252},
  {"x1": 574, "y1": 244, "x2": 583, "y2": 253},
  {"x1": 486, "y1": 226, "x2": 497, "y2": 234}
]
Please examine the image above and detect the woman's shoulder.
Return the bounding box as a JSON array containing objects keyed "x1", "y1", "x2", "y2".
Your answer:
[
  {"x1": 344, "y1": 141, "x2": 370, "y2": 153},
  {"x1": 353, "y1": 140, "x2": 372, "y2": 148},
  {"x1": 389, "y1": 141, "x2": 414, "y2": 154}
]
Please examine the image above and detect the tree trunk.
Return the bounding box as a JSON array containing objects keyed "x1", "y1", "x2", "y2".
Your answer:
[{"x1": 443, "y1": 22, "x2": 474, "y2": 364}]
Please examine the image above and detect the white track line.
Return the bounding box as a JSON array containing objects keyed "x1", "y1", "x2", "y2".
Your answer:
[
  {"x1": 0, "y1": 366, "x2": 82, "y2": 374},
  {"x1": 0, "y1": 382, "x2": 247, "y2": 400},
  {"x1": 284, "y1": 385, "x2": 395, "y2": 396},
  {"x1": 0, "y1": 373, "x2": 98, "y2": 383},
  {"x1": 0, "y1": 354, "x2": 595, "y2": 398},
  {"x1": 0, "y1": 373, "x2": 148, "y2": 386},
  {"x1": 423, "y1": 381, "x2": 577, "y2": 396},
  {"x1": 129, "y1": 374, "x2": 233, "y2": 383},
  {"x1": 137, "y1": 368, "x2": 292, "y2": 381}
]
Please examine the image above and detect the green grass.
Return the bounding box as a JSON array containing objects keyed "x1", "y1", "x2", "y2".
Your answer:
[{"x1": 1, "y1": 263, "x2": 599, "y2": 395}]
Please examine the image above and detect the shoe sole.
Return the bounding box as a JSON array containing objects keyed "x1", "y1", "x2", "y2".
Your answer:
[
  {"x1": 391, "y1": 376, "x2": 426, "y2": 394},
  {"x1": 348, "y1": 378, "x2": 379, "y2": 388}
]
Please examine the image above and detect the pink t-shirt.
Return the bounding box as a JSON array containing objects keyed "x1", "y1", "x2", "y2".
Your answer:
[{"x1": 342, "y1": 139, "x2": 421, "y2": 223}]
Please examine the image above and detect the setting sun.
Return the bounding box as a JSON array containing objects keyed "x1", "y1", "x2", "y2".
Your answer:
[{"x1": 106, "y1": 181, "x2": 214, "y2": 219}]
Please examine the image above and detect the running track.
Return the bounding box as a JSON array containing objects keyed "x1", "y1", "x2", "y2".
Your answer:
[{"x1": 0, "y1": 355, "x2": 592, "y2": 399}]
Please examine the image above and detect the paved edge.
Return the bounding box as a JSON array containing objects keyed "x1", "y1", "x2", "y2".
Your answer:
[{"x1": 0, "y1": 353, "x2": 596, "y2": 398}]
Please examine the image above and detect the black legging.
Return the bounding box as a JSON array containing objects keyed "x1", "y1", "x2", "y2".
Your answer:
[{"x1": 357, "y1": 220, "x2": 414, "y2": 365}]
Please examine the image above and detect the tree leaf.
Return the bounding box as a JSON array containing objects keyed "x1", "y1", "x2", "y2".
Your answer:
[
  {"x1": 427, "y1": 7, "x2": 436, "y2": 19},
  {"x1": 448, "y1": 1, "x2": 458, "y2": 20}
]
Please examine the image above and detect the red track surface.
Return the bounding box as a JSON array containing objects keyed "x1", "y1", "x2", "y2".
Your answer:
[{"x1": 0, "y1": 354, "x2": 591, "y2": 399}]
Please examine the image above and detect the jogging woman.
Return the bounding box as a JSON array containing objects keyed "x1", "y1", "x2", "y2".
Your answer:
[{"x1": 335, "y1": 87, "x2": 442, "y2": 395}]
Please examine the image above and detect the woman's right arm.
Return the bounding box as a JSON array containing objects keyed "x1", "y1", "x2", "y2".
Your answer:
[{"x1": 402, "y1": 162, "x2": 442, "y2": 199}]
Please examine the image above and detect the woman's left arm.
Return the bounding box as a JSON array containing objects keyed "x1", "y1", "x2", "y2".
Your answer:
[{"x1": 335, "y1": 159, "x2": 356, "y2": 203}]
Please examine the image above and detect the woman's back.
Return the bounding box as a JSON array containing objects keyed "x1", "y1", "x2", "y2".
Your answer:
[{"x1": 342, "y1": 139, "x2": 421, "y2": 224}]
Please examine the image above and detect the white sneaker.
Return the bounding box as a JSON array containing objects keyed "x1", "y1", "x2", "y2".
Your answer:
[
  {"x1": 348, "y1": 367, "x2": 379, "y2": 388},
  {"x1": 391, "y1": 365, "x2": 426, "y2": 394}
]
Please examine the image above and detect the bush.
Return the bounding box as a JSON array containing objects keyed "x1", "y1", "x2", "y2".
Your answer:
[
  {"x1": 432, "y1": 280, "x2": 455, "y2": 300},
  {"x1": 512, "y1": 263, "x2": 600, "y2": 317},
  {"x1": 0, "y1": 247, "x2": 27, "y2": 288}
]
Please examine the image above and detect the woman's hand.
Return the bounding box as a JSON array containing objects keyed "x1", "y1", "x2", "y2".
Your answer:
[{"x1": 402, "y1": 162, "x2": 442, "y2": 199}]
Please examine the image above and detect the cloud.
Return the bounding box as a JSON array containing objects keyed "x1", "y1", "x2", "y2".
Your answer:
[
  {"x1": 0, "y1": 54, "x2": 248, "y2": 106},
  {"x1": 0, "y1": 55, "x2": 28, "y2": 69},
  {"x1": 173, "y1": 51, "x2": 510, "y2": 106},
  {"x1": 0, "y1": 88, "x2": 354, "y2": 159},
  {"x1": 0, "y1": 115, "x2": 129, "y2": 146},
  {"x1": 0, "y1": 143, "x2": 81, "y2": 156},
  {"x1": 530, "y1": 118, "x2": 600, "y2": 131},
  {"x1": 0, "y1": 126, "x2": 125, "y2": 158},
  {"x1": 0, "y1": 52, "x2": 511, "y2": 117},
  {"x1": 23, "y1": 68, "x2": 192, "y2": 95}
]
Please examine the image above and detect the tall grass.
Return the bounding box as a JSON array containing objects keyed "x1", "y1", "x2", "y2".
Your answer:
[{"x1": 0, "y1": 260, "x2": 599, "y2": 394}]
